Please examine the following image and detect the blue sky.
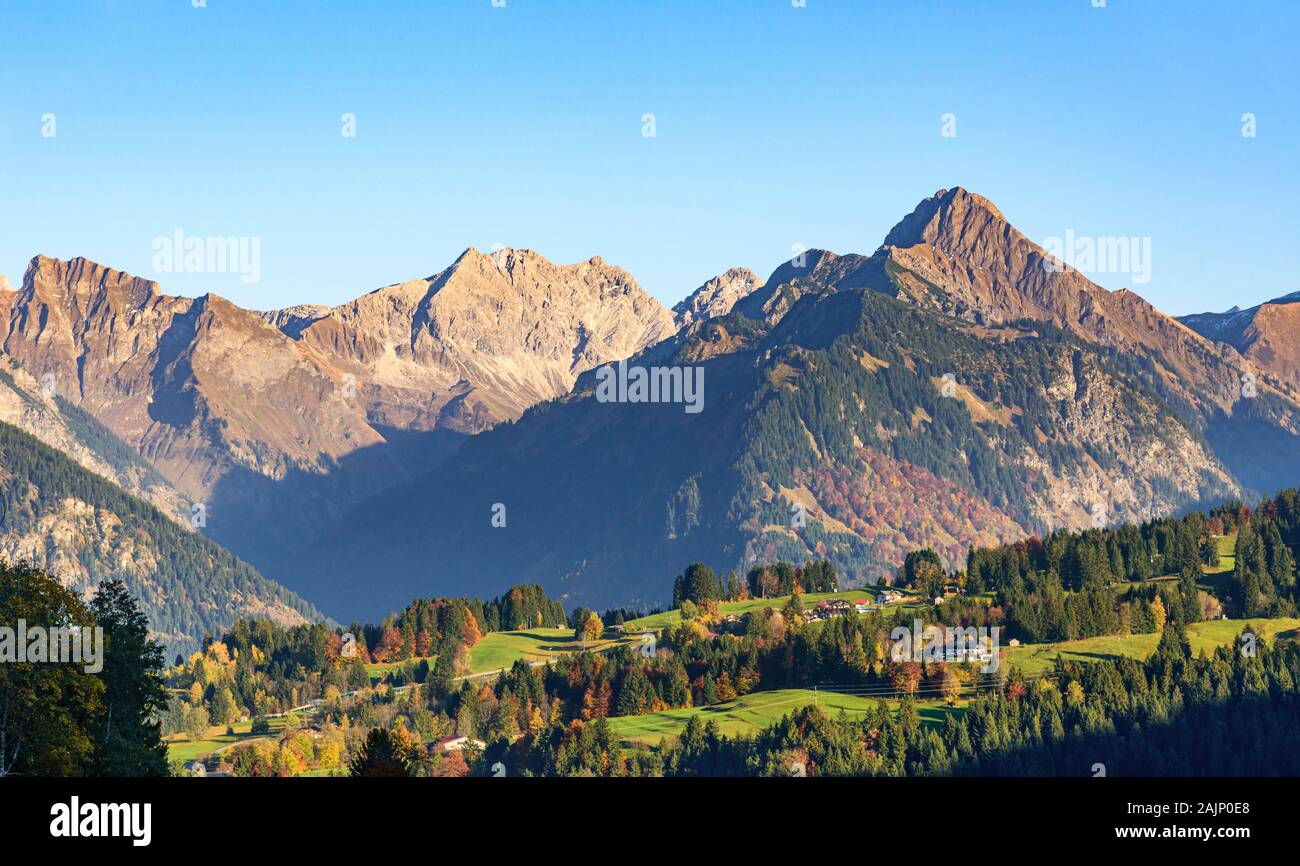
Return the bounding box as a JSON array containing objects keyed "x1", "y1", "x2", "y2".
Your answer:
[{"x1": 0, "y1": 0, "x2": 1295, "y2": 315}]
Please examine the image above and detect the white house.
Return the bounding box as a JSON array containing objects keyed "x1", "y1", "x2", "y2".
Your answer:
[{"x1": 434, "y1": 735, "x2": 487, "y2": 753}]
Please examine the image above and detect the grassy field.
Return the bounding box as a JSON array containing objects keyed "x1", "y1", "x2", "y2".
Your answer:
[
  {"x1": 367, "y1": 587, "x2": 930, "y2": 683},
  {"x1": 607, "y1": 687, "x2": 955, "y2": 746},
  {"x1": 365, "y1": 626, "x2": 644, "y2": 682},
  {"x1": 1210, "y1": 533, "x2": 1237, "y2": 575},
  {"x1": 607, "y1": 612, "x2": 1300, "y2": 747},
  {"x1": 624, "y1": 587, "x2": 926, "y2": 632},
  {"x1": 367, "y1": 585, "x2": 935, "y2": 682},
  {"x1": 165, "y1": 715, "x2": 289, "y2": 763},
  {"x1": 1115, "y1": 533, "x2": 1237, "y2": 593},
  {"x1": 468, "y1": 627, "x2": 638, "y2": 673},
  {"x1": 1005, "y1": 616, "x2": 1300, "y2": 677}
]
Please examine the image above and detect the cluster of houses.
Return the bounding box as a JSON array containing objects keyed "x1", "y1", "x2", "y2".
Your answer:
[
  {"x1": 802, "y1": 598, "x2": 876, "y2": 622},
  {"x1": 797, "y1": 588, "x2": 929, "y2": 623},
  {"x1": 936, "y1": 642, "x2": 995, "y2": 664},
  {"x1": 877, "y1": 589, "x2": 906, "y2": 605}
]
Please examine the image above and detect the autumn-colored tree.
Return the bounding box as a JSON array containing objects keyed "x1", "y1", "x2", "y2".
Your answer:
[
  {"x1": 580, "y1": 687, "x2": 598, "y2": 721},
  {"x1": 415, "y1": 628, "x2": 433, "y2": 657},
  {"x1": 1198, "y1": 590, "x2": 1223, "y2": 620},
  {"x1": 1065, "y1": 680, "x2": 1085, "y2": 708},
  {"x1": 452, "y1": 643, "x2": 473, "y2": 678},
  {"x1": 577, "y1": 611, "x2": 604, "y2": 645},
  {"x1": 430, "y1": 749, "x2": 470, "y2": 778},
  {"x1": 887, "y1": 660, "x2": 922, "y2": 695},
  {"x1": 462, "y1": 613, "x2": 482, "y2": 648},
  {"x1": 274, "y1": 739, "x2": 308, "y2": 776},
  {"x1": 315, "y1": 738, "x2": 343, "y2": 770},
  {"x1": 183, "y1": 704, "x2": 210, "y2": 743},
  {"x1": 942, "y1": 669, "x2": 961, "y2": 706},
  {"x1": 715, "y1": 671, "x2": 737, "y2": 703},
  {"x1": 698, "y1": 598, "x2": 721, "y2": 623},
  {"x1": 593, "y1": 681, "x2": 612, "y2": 718},
  {"x1": 373, "y1": 626, "x2": 404, "y2": 663},
  {"x1": 324, "y1": 631, "x2": 344, "y2": 664}
]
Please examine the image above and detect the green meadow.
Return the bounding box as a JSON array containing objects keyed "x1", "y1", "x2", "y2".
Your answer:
[
  {"x1": 607, "y1": 687, "x2": 956, "y2": 746},
  {"x1": 1005, "y1": 616, "x2": 1300, "y2": 677},
  {"x1": 165, "y1": 715, "x2": 289, "y2": 764},
  {"x1": 624, "y1": 587, "x2": 926, "y2": 632},
  {"x1": 1211, "y1": 533, "x2": 1237, "y2": 574},
  {"x1": 366, "y1": 626, "x2": 641, "y2": 682},
  {"x1": 1114, "y1": 533, "x2": 1236, "y2": 593},
  {"x1": 367, "y1": 535, "x2": 1249, "y2": 683},
  {"x1": 468, "y1": 627, "x2": 638, "y2": 674}
]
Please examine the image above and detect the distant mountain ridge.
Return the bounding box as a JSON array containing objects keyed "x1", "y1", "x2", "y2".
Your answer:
[
  {"x1": 674, "y1": 268, "x2": 765, "y2": 326},
  {"x1": 0, "y1": 248, "x2": 687, "y2": 572},
  {"x1": 9, "y1": 187, "x2": 1298, "y2": 625},
  {"x1": 282, "y1": 188, "x2": 1300, "y2": 619},
  {"x1": 1180, "y1": 291, "x2": 1300, "y2": 389}
]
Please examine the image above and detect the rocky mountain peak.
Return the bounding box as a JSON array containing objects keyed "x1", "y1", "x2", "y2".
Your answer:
[
  {"x1": 881, "y1": 186, "x2": 1008, "y2": 251},
  {"x1": 438, "y1": 246, "x2": 651, "y2": 302},
  {"x1": 673, "y1": 267, "x2": 765, "y2": 326},
  {"x1": 21, "y1": 254, "x2": 160, "y2": 313},
  {"x1": 872, "y1": 191, "x2": 1270, "y2": 412},
  {"x1": 1181, "y1": 290, "x2": 1300, "y2": 388},
  {"x1": 729, "y1": 250, "x2": 852, "y2": 326},
  {"x1": 300, "y1": 247, "x2": 676, "y2": 402}
]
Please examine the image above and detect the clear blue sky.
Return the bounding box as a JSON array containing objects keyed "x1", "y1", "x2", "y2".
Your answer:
[{"x1": 0, "y1": 0, "x2": 1295, "y2": 315}]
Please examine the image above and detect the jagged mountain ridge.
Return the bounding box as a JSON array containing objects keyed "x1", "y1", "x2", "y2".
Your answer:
[
  {"x1": 284, "y1": 188, "x2": 1293, "y2": 620},
  {"x1": 673, "y1": 268, "x2": 765, "y2": 327},
  {"x1": 8, "y1": 187, "x2": 1296, "y2": 624},
  {"x1": 0, "y1": 248, "x2": 684, "y2": 572}
]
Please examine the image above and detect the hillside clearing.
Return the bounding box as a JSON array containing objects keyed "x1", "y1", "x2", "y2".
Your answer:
[
  {"x1": 1005, "y1": 616, "x2": 1300, "y2": 677},
  {"x1": 608, "y1": 688, "x2": 956, "y2": 747}
]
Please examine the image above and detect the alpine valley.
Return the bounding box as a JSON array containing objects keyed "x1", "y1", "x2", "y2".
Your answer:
[{"x1": 3, "y1": 188, "x2": 1298, "y2": 635}]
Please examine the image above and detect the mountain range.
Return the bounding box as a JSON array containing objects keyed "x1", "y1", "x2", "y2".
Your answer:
[
  {"x1": 0, "y1": 250, "x2": 675, "y2": 576},
  {"x1": 3, "y1": 187, "x2": 1298, "y2": 631},
  {"x1": 1179, "y1": 291, "x2": 1300, "y2": 388}
]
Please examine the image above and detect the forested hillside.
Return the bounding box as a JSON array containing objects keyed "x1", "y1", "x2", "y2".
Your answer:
[
  {"x1": 165, "y1": 487, "x2": 1300, "y2": 778},
  {"x1": 0, "y1": 421, "x2": 321, "y2": 653}
]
